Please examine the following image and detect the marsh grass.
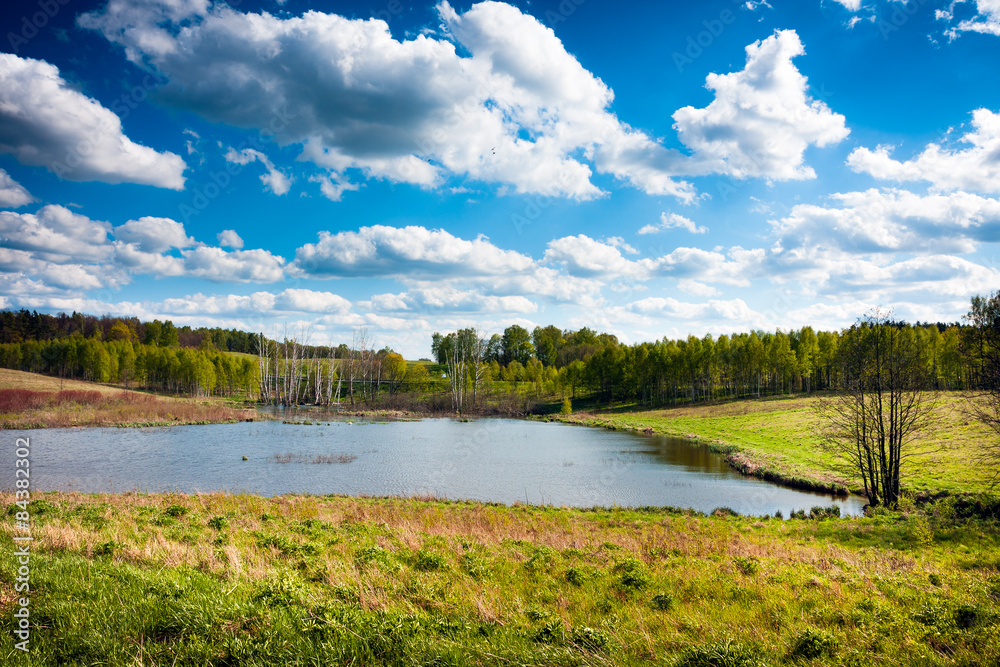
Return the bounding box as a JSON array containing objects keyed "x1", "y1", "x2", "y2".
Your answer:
[{"x1": 1, "y1": 490, "x2": 998, "y2": 665}]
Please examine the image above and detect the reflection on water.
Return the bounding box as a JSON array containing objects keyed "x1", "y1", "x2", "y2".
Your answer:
[{"x1": 1, "y1": 418, "x2": 866, "y2": 517}]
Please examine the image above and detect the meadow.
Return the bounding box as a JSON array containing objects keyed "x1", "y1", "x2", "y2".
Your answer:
[
  {"x1": 0, "y1": 369, "x2": 257, "y2": 429},
  {"x1": 558, "y1": 392, "x2": 999, "y2": 496},
  {"x1": 1, "y1": 491, "x2": 998, "y2": 665}
]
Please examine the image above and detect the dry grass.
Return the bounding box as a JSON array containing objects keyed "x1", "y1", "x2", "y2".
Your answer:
[
  {"x1": 0, "y1": 368, "x2": 257, "y2": 428},
  {"x1": 2, "y1": 491, "x2": 998, "y2": 665}
]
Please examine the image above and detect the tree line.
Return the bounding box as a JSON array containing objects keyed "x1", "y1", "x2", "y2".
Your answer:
[{"x1": 430, "y1": 319, "x2": 979, "y2": 410}]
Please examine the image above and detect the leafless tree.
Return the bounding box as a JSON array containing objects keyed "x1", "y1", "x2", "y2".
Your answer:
[{"x1": 818, "y1": 308, "x2": 932, "y2": 508}]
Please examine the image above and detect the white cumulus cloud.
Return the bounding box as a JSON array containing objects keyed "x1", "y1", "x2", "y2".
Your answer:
[
  {"x1": 0, "y1": 169, "x2": 35, "y2": 208},
  {"x1": 672, "y1": 30, "x2": 849, "y2": 180},
  {"x1": 0, "y1": 53, "x2": 186, "y2": 189}
]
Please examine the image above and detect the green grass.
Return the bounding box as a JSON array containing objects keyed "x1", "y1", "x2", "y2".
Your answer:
[
  {"x1": 557, "y1": 392, "x2": 998, "y2": 495},
  {"x1": 2, "y1": 491, "x2": 999, "y2": 665}
]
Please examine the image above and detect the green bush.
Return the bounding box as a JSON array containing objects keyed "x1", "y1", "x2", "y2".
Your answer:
[
  {"x1": 571, "y1": 625, "x2": 610, "y2": 651},
  {"x1": 789, "y1": 628, "x2": 836, "y2": 660}
]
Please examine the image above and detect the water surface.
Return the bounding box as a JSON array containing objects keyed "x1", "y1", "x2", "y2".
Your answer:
[{"x1": 1, "y1": 418, "x2": 865, "y2": 517}]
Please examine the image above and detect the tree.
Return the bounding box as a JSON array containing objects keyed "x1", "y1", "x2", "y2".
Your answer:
[
  {"x1": 962, "y1": 291, "x2": 1000, "y2": 481},
  {"x1": 819, "y1": 309, "x2": 931, "y2": 508},
  {"x1": 501, "y1": 325, "x2": 534, "y2": 366}
]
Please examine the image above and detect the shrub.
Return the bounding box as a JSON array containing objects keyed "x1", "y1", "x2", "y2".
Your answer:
[
  {"x1": 809, "y1": 505, "x2": 841, "y2": 520},
  {"x1": 789, "y1": 628, "x2": 836, "y2": 660},
  {"x1": 560, "y1": 397, "x2": 572, "y2": 414}
]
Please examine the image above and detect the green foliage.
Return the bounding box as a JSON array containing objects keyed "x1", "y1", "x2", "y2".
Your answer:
[
  {"x1": 789, "y1": 628, "x2": 837, "y2": 660},
  {"x1": 651, "y1": 592, "x2": 675, "y2": 611},
  {"x1": 207, "y1": 515, "x2": 229, "y2": 530},
  {"x1": 675, "y1": 640, "x2": 766, "y2": 667},
  {"x1": 413, "y1": 549, "x2": 448, "y2": 571}
]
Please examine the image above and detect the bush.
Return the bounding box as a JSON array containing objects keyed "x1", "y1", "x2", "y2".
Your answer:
[
  {"x1": 809, "y1": 505, "x2": 841, "y2": 520},
  {"x1": 560, "y1": 397, "x2": 572, "y2": 414},
  {"x1": 789, "y1": 628, "x2": 836, "y2": 660}
]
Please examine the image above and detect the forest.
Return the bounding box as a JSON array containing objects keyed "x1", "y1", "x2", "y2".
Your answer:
[{"x1": 0, "y1": 300, "x2": 992, "y2": 412}]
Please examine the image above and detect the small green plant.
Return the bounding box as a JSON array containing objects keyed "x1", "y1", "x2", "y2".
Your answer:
[
  {"x1": 532, "y1": 620, "x2": 565, "y2": 644},
  {"x1": 928, "y1": 573, "x2": 942, "y2": 587},
  {"x1": 909, "y1": 515, "x2": 934, "y2": 547},
  {"x1": 565, "y1": 566, "x2": 586, "y2": 586},
  {"x1": 560, "y1": 397, "x2": 572, "y2": 414},
  {"x1": 733, "y1": 556, "x2": 759, "y2": 576},
  {"x1": 208, "y1": 515, "x2": 229, "y2": 530},
  {"x1": 675, "y1": 640, "x2": 765, "y2": 667},
  {"x1": 93, "y1": 540, "x2": 118, "y2": 557},
  {"x1": 651, "y1": 592, "x2": 674, "y2": 611},
  {"x1": 413, "y1": 549, "x2": 447, "y2": 572},
  {"x1": 614, "y1": 558, "x2": 649, "y2": 592},
  {"x1": 789, "y1": 628, "x2": 836, "y2": 660},
  {"x1": 163, "y1": 504, "x2": 189, "y2": 518},
  {"x1": 571, "y1": 625, "x2": 609, "y2": 651}
]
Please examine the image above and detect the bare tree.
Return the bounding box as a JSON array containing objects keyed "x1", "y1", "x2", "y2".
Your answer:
[{"x1": 819, "y1": 308, "x2": 932, "y2": 508}]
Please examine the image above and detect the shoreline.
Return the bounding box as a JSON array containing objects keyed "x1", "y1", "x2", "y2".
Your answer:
[{"x1": 552, "y1": 410, "x2": 857, "y2": 499}]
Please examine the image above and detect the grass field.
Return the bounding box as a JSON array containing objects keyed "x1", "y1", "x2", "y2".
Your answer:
[
  {"x1": 1, "y1": 491, "x2": 998, "y2": 665},
  {"x1": 558, "y1": 392, "x2": 999, "y2": 496},
  {"x1": 0, "y1": 369, "x2": 258, "y2": 429}
]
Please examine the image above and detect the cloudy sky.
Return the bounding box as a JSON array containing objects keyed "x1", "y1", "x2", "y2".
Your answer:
[{"x1": 1, "y1": 0, "x2": 1000, "y2": 357}]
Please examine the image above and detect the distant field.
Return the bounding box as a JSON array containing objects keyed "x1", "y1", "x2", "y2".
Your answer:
[
  {"x1": 560, "y1": 392, "x2": 998, "y2": 496},
  {"x1": 0, "y1": 369, "x2": 257, "y2": 429}
]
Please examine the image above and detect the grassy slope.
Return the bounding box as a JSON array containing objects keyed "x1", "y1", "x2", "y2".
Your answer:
[
  {"x1": 558, "y1": 392, "x2": 997, "y2": 496},
  {"x1": 1, "y1": 492, "x2": 998, "y2": 666},
  {"x1": 0, "y1": 369, "x2": 258, "y2": 429}
]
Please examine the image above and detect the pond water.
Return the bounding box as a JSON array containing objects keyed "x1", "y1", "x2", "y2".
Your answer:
[{"x1": 2, "y1": 418, "x2": 866, "y2": 517}]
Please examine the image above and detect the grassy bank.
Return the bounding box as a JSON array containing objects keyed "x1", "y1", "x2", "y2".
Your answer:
[
  {"x1": 1, "y1": 492, "x2": 998, "y2": 665},
  {"x1": 0, "y1": 369, "x2": 258, "y2": 429},
  {"x1": 557, "y1": 392, "x2": 998, "y2": 497}
]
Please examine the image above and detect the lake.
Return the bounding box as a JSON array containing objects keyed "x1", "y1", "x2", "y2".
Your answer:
[{"x1": 2, "y1": 418, "x2": 866, "y2": 517}]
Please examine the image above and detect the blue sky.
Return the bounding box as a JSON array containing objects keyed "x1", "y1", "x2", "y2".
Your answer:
[{"x1": 2, "y1": 0, "x2": 1000, "y2": 358}]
